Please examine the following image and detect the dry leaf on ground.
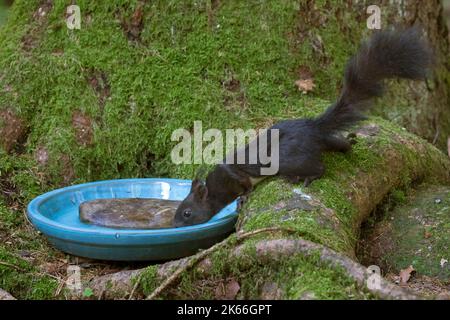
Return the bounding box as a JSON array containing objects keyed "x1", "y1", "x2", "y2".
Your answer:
[
  {"x1": 295, "y1": 79, "x2": 315, "y2": 94},
  {"x1": 399, "y1": 265, "x2": 415, "y2": 284}
]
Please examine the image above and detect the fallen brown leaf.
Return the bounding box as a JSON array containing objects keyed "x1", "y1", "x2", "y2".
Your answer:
[
  {"x1": 295, "y1": 79, "x2": 315, "y2": 94},
  {"x1": 399, "y1": 265, "x2": 415, "y2": 285},
  {"x1": 424, "y1": 231, "x2": 432, "y2": 239}
]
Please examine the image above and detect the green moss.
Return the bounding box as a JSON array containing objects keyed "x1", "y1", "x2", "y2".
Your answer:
[
  {"x1": 390, "y1": 189, "x2": 407, "y2": 205},
  {"x1": 239, "y1": 178, "x2": 351, "y2": 253},
  {"x1": 244, "y1": 179, "x2": 293, "y2": 212},
  {"x1": 0, "y1": 0, "x2": 445, "y2": 185},
  {"x1": 0, "y1": 246, "x2": 58, "y2": 299},
  {"x1": 1, "y1": 0, "x2": 448, "y2": 300},
  {"x1": 277, "y1": 253, "x2": 371, "y2": 299},
  {"x1": 0, "y1": 0, "x2": 371, "y2": 184},
  {"x1": 0, "y1": 150, "x2": 62, "y2": 299},
  {"x1": 0, "y1": 3, "x2": 9, "y2": 27},
  {"x1": 139, "y1": 265, "x2": 159, "y2": 297}
]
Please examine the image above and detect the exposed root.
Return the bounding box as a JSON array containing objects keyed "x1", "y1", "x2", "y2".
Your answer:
[
  {"x1": 0, "y1": 260, "x2": 25, "y2": 272},
  {"x1": 0, "y1": 288, "x2": 16, "y2": 300},
  {"x1": 244, "y1": 239, "x2": 420, "y2": 300},
  {"x1": 145, "y1": 227, "x2": 298, "y2": 300},
  {"x1": 128, "y1": 273, "x2": 142, "y2": 300},
  {"x1": 89, "y1": 268, "x2": 143, "y2": 299},
  {"x1": 91, "y1": 233, "x2": 420, "y2": 300}
]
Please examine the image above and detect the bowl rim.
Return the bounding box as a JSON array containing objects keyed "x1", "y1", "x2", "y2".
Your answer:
[{"x1": 27, "y1": 178, "x2": 238, "y2": 240}]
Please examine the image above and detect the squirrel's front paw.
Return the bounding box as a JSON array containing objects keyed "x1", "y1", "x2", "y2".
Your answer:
[
  {"x1": 346, "y1": 132, "x2": 358, "y2": 145},
  {"x1": 237, "y1": 195, "x2": 248, "y2": 210}
]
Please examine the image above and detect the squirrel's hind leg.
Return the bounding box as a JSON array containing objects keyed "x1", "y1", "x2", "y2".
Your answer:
[
  {"x1": 281, "y1": 159, "x2": 325, "y2": 187},
  {"x1": 323, "y1": 134, "x2": 353, "y2": 153},
  {"x1": 302, "y1": 161, "x2": 325, "y2": 186}
]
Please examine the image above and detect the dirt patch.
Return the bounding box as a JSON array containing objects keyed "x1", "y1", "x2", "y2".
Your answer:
[
  {"x1": 86, "y1": 70, "x2": 111, "y2": 114},
  {"x1": 21, "y1": 1, "x2": 53, "y2": 52},
  {"x1": 35, "y1": 146, "x2": 49, "y2": 166},
  {"x1": 358, "y1": 219, "x2": 395, "y2": 271},
  {"x1": 206, "y1": 0, "x2": 221, "y2": 29},
  {"x1": 21, "y1": 35, "x2": 36, "y2": 53},
  {"x1": 296, "y1": 65, "x2": 314, "y2": 81},
  {"x1": 0, "y1": 174, "x2": 20, "y2": 207},
  {"x1": 42, "y1": 152, "x2": 75, "y2": 185},
  {"x1": 72, "y1": 111, "x2": 94, "y2": 147},
  {"x1": 32, "y1": 0, "x2": 52, "y2": 21},
  {"x1": 0, "y1": 108, "x2": 27, "y2": 153},
  {"x1": 221, "y1": 72, "x2": 247, "y2": 112},
  {"x1": 59, "y1": 154, "x2": 75, "y2": 185},
  {"x1": 287, "y1": 1, "x2": 328, "y2": 51},
  {"x1": 137, "y1": 150, "x2": 155, "y2": 173},
  {"x1": 120, "y1": 1, "x2": 145, "y2": 42},
  {"x1": 222, "y1": 76, "x2": 240, "y2": 93}
]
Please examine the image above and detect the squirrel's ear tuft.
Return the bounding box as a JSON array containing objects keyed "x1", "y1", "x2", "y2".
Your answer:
[{"x1": 191, "y1": 179, "x2": 208, "y2": 201}]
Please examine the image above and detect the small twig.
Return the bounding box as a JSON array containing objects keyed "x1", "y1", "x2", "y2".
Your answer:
[
  {"x1": 235, "y1": 227, "x2": 296, "y2": 240},
  {"x1": 37, "y1": 272, "x2": 63, "y2": 281},
  {"x1": 128, "y1": 273, "x2": 143, "y2": 300},
  {"x1": 55, "y1": 278, "x2": 66, "y2": 297},
  {"x1": 447, "y1": 137, "x2": 450, "y2": 158},
  {"x1": 432, "y1": 126, "x2": 440, "y2": 145},
  {"x1": 145, "y1": 227, "x2": 297, "y2": 300},
  {"x1": 0, "y1": 261, "x2": 25, "y2": 272},
  {"x1": 98, "y1": 288, "x2": 105, "y2": 300}
]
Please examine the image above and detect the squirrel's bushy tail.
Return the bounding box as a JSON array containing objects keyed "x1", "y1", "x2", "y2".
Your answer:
[{"x1": 314, "y1": 27, "x2": 433, "y2": 133}]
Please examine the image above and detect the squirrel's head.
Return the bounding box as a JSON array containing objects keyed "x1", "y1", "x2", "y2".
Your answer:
[{"x1": 173, "y1": 179, "x2": 213, "y2": 227}]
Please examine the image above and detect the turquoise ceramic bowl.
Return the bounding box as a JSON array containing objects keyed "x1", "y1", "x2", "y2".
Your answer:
[{"x1": 27, "y1": 178, "x2": 238, "y2": 261}]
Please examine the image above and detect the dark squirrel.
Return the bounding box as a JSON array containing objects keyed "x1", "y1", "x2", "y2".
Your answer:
[{"x1": 174, "y1": 27, "x2": 433, "y2": 227}]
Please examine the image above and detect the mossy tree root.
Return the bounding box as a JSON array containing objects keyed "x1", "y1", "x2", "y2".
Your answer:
[
  {"x1": 0, "y1": 288, "x2": 16, "y2": 300},
  {"x1": 89, "y1": 235, "x2": 420, "y2": 300}
]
